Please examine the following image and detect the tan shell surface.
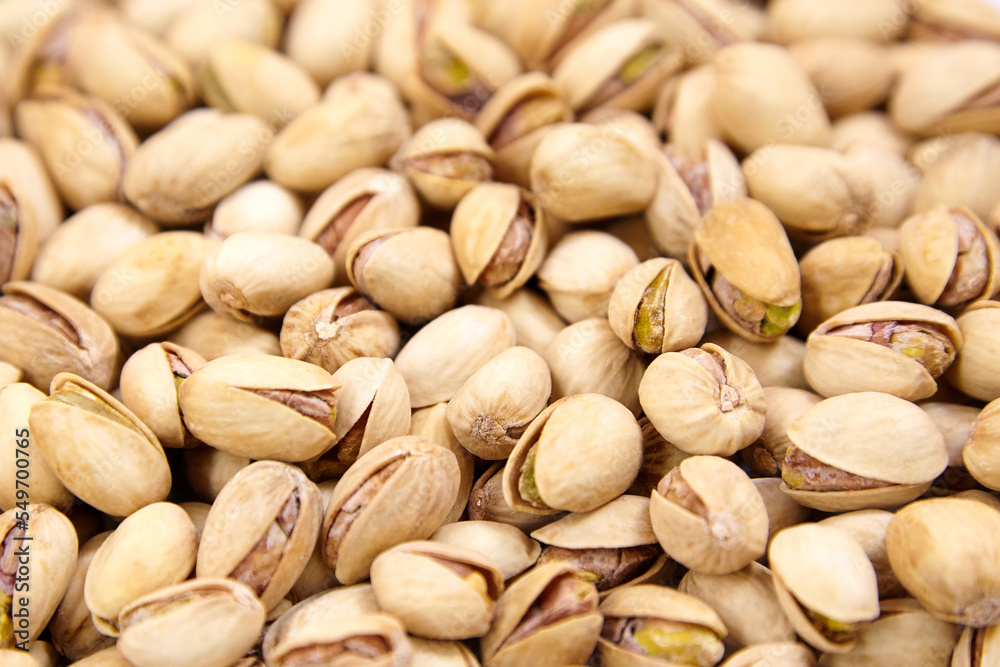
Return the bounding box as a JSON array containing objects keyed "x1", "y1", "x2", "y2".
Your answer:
[
  {"x1": 599, "y1": 584, "x2": 727, "y2": 638},
  {"x1": 964, "y1": 398, "x2": 1000, "y2": 490},
  {"x1": 531, "y1": 495, "x2": 655, "y2": 549},
  {"x1": 432, "y1": 520, "x2": 541, "y2": 581},
  {"x1": 948, "y1": 301, "x2": 1000, "y2": 402},
  {"x1": 721, "y1": 642, "x2": 816, "y2": 667},
  {"x1": 475, "y1": 71, "x2": 571, "y2": 139},
  {"x1": 329, "y1": 357, "x2": 411, "y2": 457},
  {"x1": 898, "y1": 207, "x2": 962, "y2": 304}
]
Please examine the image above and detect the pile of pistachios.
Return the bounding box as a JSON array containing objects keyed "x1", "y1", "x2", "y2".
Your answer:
[{"x1": 3, "y1": 0, "x2": 1000, "y2": 665}]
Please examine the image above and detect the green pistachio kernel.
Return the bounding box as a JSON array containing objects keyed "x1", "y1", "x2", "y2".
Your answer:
[
  {"x1": 633, "y1": 623, "x2": 721, "y2": 666},
  {"x1": 518, "y1": 444, "x2": 544, "y2": 508},
  {"x1": 621, "y1": 45, "x2": 662, "y2": 84},
  {"x1": 51, "y1": 383, "x2": 142, "y2": 434},
  {"x1": 760, "y1": 302, "x2": 801, "y2": 338},
  {"x1": 806, "y1": 608, "x2": 859, "y2": 643},
  {"x1": 633, "y1": 268, "x2": 669, "y2": 353}
]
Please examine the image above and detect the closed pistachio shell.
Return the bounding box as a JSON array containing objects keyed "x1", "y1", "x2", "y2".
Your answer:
[
  {"x1": 831, "y1": 112, "x2": 915, "y2": 159},
  {"x1": 767, "y1": 0, "x2": 910, "y2": 43},
  {"x1": 411, "y1": 637, "x2": 481, "y2": 667},
  {"x1": 208, "y1": 181, "x2": 303, "y2": 240},
  {"x1": 754, "y1": 478, "x2": 810, "y2": 542},
  {"x1": 702, "y1": 331, "x2": 808, "y2": 390},
  {"x1": 963, "y1": 397, "x2": 1000, "y2": 491},
  {"x1": 842, "y1": 144, "x2": 921, "y2": 229},
  {"x1": 641, "y1": 0, "x2": 766, "y2": 66},
  {"x1": 284, "y1": 0, "x2": 373, "y2": 87},
  {"x1": 163, "y1": 0, "x2": 282, "y2": 65},
  {"x1": 721, "y1": 642, "x2": 817, "y2": 667},
  {"x1": 48, "y1": 532, "x2": 116, "y2": 662},
  {"x1": 169, "y1": 310, "x2": 281, "y2": 360},
  {"x1": 911, "y1": 133, "x2": 1000, "y2": 221},
  {"x1": 790, "y1": 38, "x2": 893, "y2": 118},
  {"x1": 652, "y1": 64, "x2": 723, "y2": 151},
  {"x1": 476, "y1": 288, "x2": 566, "y2": 357},
  {"x1": 409, "y1": 403, "x2": 475, "y2": 524},
  {"x1": 432, "y1": 521, "x2": 541, "y2": 582}
]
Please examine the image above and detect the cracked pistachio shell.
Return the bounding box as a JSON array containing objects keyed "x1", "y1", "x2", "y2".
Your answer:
[
  {"x1": 790, "y1": 38, "x2": 893, "y2": 118},
  {"x1": 119, "y1": 342, "x2": 206, "y2": 448},
  {"x1": 702, "y1": 331, "x2": 808, "y2": 389},
  {"x1": 912, "y1": 133, "x2": 1000, "y2": 222},
  {"x1": 395, "y1": 305, "x2": 516, "y2": 408},
  {"x1": 743, "y1": 387, "x2": 822, "y2": 477},
  {"x1": 302, "y1": 357, "x2": 410, "y2": 481},
  {"x1": 31, "y1": 204, "x2": 157, "y2": 301},
  {"x1": 371, "y1": 541, "x2": 504, "y2": 640},
  {"x1": 651, "y1": 456, "x2": 768, "y2": 575},
  {"x1": 629, "y1": 417, "x2": 693, "y2": 497},
  {"x1": 163, "y1": 0, "x2": 282, "y2": 66},
  {"x1": 0, "y1": 181, "x2": 36, "y2": 288},
  {"x1": 298, "y1": 168, "x2": 420, "y2": 285},
  {"x1": 503, "y1": 394, "x2": 643, "y2": 514},
  {"x1": 197, "y1": 461, "x2": 322, "y2": 612},
  {"x1": 179, "y1": 354, "x2": 338, "y2": 462},
  {"x1": 321, "y1": 436, "x2": 460, "y2": 584},
  {"x1": 608, "y1": 258, "x2": 708, "y2": 354},
  {"x1": 690, "y1": 199, "x2": 802, "y2": 342},
  {"x1": 887, "y1": 497, "x2": 1000, "y2": 627},
  {"x1": 262, "y1": 584, "x2": 381, "y2": 660},
  {"x1": 201, "y1": 232, "x2": 334, "y2": 323},
  {"x1": 446, "y1": 346, "x2": 551, "y2": 460},
  {"x1": 964, "y1": 397, "x2": 1000, "y2": 490},
  {"x1": 755, "y1": 478, "x2": 810, "y2": 542},
  {"x1": 639, "y1": 343, "x2": 767, "y2": 456},
  {"x1": 899, "y1": 206, "x2": 1000, "y2": 310},
  {"x1": 652, "y1": 64, "x2": 723, "y2": 151},
  {"x1": 475, "y1": 73, "x2": 574, "y2": 188},
  {"x1": 49, "y1": 532, "x2": 115, "y2": 662},
  {"x1": 469, "y1": 463, "x2": 561, "y2": 533},
  {"x1": 743, "y1": 145, "x2": 873, "y2": 241},
  {"x1": 641, "y1": 0, "x2": 765, "y2": 66},
  {"x1": 208, "y1": 180, "x2": 303, "y2": 239},
  {"x1": 529, "y1": 123, "x2": 656, "y2": 222},
  {"x1": 0, "y1": 383, "x2": 72, "y2": 512},
  {"x1": 952, "y1": 623, "x2": 1000, "y2": 667},
  {"x1": 409, "y1": 403, "x2": 474, "y2": 524},
  {"x1": 767, "y1": 0, "x2": 910, "y2": 43},
  {"x1": 451, "y1": 183, "x2": 548, "y2": 298},
  {"x1": 798, "y1": 237, "x2": 904, "y2": 334},
  {"x1": 481, "y1": 562, "x2": 601, "y2": 667},
  {"x1": 92, "y1": 231, "x2": 218, "y2": 338},
  {"x1": 198, "y1": 39, "x2": 319, "y2": 127},
  {"x1": 553, "y1": 19, "x2": 681, "y2": 114},
  {"x1": 782, "y1": 392, "x2": 948, "y2": 511},
  {"x1": 722, "y1": 642, "x2": 817, "y2": 667},
  {"x1": 124, "y1": 110, "x2": 272, "y2": 225},
  {"x1": 679, "y1": 563, "x2": 796, "y2": 650},
  {"x1": 0, "y1": 504, "x2": 77, "y2": 650},
  {"x1": 84, "y1": 503, "x2": 196, "y2": 637},
  {"x1": 14, "y1": 86, "x2": 137, "y2": 211},
  {"x1": 0, "y1": 281, "x2": 118, "y2": 391},
  {"x1": 168, "y1": 310, "x2": 281, "y2": 360},
  {"x1": 477, "y1": 288, "x2": 566, "y2": 357},
  {"x1": 597, "y1": 584, "x2": 727, "y2": 667},
  {"x1": 117, "y1": 578, "x2": 265, "y2": 667},
  {"x1": 280, "y1": 288, "x2": 400, "y2": 374},
  {"x1": 268, "y1": 611, "x2": 411, "y2": 667},
  {"x1": 389, "y1": 118, "x2": 494, "y2": 210},
  {"x1": 432, "y1": 521, "x2": 541, "y2": 582},
  {"x1": 713, "y1": 43, "x2": 832, "y2": 153},
  {"x1": 803, "y1": 301, "x2": 963, "y2": 401},
  {"x1": 0, "y1": 140, "x2": 62, "y2": 244},
  {"x1": 345, "y1": 227, "x2": 460, "y2": 324},
  {"x1": 538, "y1": 231, "x2": 640, "y2": 323},
  {"x1": 266, "y1": 73, "x2": 412, "y2": 193},
  {"x1": 29, "y1": 373, "x2": 171, "y2": 516},
  {"x1": 819, "y1": 510, "x2": 901, "y2": 599},
  {"x1": 890, "y1": 41, "x2": 1000, "y2": 136},
  {"x1": 283, "y1": 0, "x2": 372, "y2": 87},
  {"x1": 843, "y1": 144, "x2": 921, "y2": 229},
  {"x1": 769, "y1": 524, "x2": 880, "y2": 654}
]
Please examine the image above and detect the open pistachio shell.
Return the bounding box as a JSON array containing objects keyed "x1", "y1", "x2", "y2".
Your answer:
[
  {"x1": 119, "y1": 342, "x2": 205, "y2": 449},
  {"x1": 951, "y1": 623, "x2": 1000, "y2": 667},
  {"x1": 769, "y1": 523, "x2": 880, "y2": 654},
  {"x1": 410, "y1": 403, "x2": 475, "y2": 525},
  {"x1": 641, "y1": 0, "x2": 765, "y2": 67},
  {"x1": 744, "y1": 387, "x2": 822, "y2": 477},
  {"x1": 432, "y1": 520, "x2": 541, "y2": 582},
  {"x1": 268, "y1": 611, "x2": 411, "y2": 667},
  {"x1": 781, "y1": 392, "x2": 949, "y2": 511},
  {"x1": 803, "y1": 301, "x2": 963, "y2": 401},
  {"x1": 964, "y1": 398, "x2": 1000, "y2": 491},
  {"x1": 947, "y1": 298, "x2": 1000, "y2": 403},
  {"x1": 767, "y1": 0, "x2": 909, "y2": 43},
  {"x1": 702, "y1": 331, "x2": 807, "y2": 390},
  {"x1": 909, "y1": 0, "x2": 1000, "y2": 41},
  {"x1": 261, "y1": 584, "x2": 381, "y2": 659},
  {"x1": 722, "y1": 642, "x2": 816, "y2": 667},
  {"x1": 469, "y1": 463, "x2": 561, "y2": 533},
  {"x1": 818, "y1": 510, "x2": 901, "y2": 599}
]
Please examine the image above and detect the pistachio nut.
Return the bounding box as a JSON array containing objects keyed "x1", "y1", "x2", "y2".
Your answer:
[
  {"x1": 0, "y1": 181, "x2": 36, "y2": 288},
  {"x1": 721, "y1": 642, "x2": 817, "y2": 667},
  {"x1": 321, "y1": 436, "x2": 460, "y2": 584},
  {"x1": 798, "y1": 237, "x2": 903, "y2": 334},
  {"x1": 63, "y1": 646, "x2": 134, "y2": 667},
  {"x1": 117, "y1": 0, "x2": 201, "y2": 37},
  {"x1": 83, "y1": 502, "x2": 197, "y2": 637},
  {"x1": 302, "y1": 357, "x2": 411, "y2": 481},
  {"x1": 432, "y1": 521, "x2": 542, "y2": 582},
  {"x1": 652, "y1": 64, "x2": 724, "y2": 152},
  {"x1": 803, "y1": 301, "x2": 963, "y2": 401},
  {"x1": 200, "y1": 232, "x2": 334, "y2": 324},
  {"x1": 197, "y1": 461, "x2": 322, "y2": 612},
  {"x1": 198, "y1": 39, "x2": 319, "y2": 127},
  {"x1": 608, "y1": 258, "x2": 708, "y2": 355},
  {"x1": 842, "y1": 145, "x2": 921, "y2": 230},
  {"x1": 411, "y1": 637, "x2": 481, "y2": 667},
  {"x1": 29, "y1": 373, "x2": 171, "y2": 516},
  {"x1": 475, "y1": 72, "x2": 574, "y2": 188},
  {"x1": 265, "y1": 73, "x2": 412, "y2": 193},
  {"x1": 743, "y1": 387, "x2": 822, "y2": 477},
  {"x1": 529, "y1": 123, "x2": 657, "y2": 222},
  {"x1": 480, "y1": 562, "x2": 602, "y2": 667},
  {"x1": 14, "y1": 85, "x2": 137, "y2": 211},
  {"x1": 886, "y1": 497, "x2": 1000, "y2": 627},
  {"x1": 394, "y1": 305, "x2": 516, "y2": 408},
  {"x1": 180, "y1": 501, "x2": 210, "y2": 543},
  {"x1": 0, "y1": 364, "x2": 21, "y2": 389},
  {"x1": 48, "y1": 531, "x2": 114, "y2": 661},
  {"x1": 345, "y1": 227, "x2": 460, "y2": 324},
  {"x1": 538, "y1": 230, "x2": 640, "y2": 323},
  {"x1": 818, "y1": 510, "x2": 901, "y2": 599},
  {"x1": 767, "y1": 0, "x2": 910, "y2": 43},
  {"x1": 0, "y1": 383, "x2": 72, "y2": 512},
  {"x1": 639, "y1": 343, "x2": 767, "y2": 456},
  {"x1": 261, "y1": 584, "x2": 382, "y2": 659},
  {"x1": 964, "y1": 397, "x2": 1000, "y2": 491},
  {"x1": 162, "y1": 0, "x2": 282, "y2": 66},
  {"x1": 30, "y1": 204, "x2": 157, "y2": 301},
  {"x1": 679, "y1": 563, "x2": 797, "y2": 650},
  {"x1": 208, "y1": 180, "x2": 303, "y2": 240},
  {"x1": 702, "y1": 331, "x2": 808, "y2": 389},
  {"x1": 651, "y1": 456, "x2": 768, "y2": 575},
  {"x1": 713, "y1": 42, "x2": 832, "y2": 153},
  {"x1": 0, "y1": 281, "x2": 118, "y2": 391},
  {"x1": 912, "y1": 133, "x2": 1000, "y2": 221},
  {"x1": 288, "y1": 538, "x2": 337, "y2": 605},
  {"x1": 532, "y1": 495, "x2": 668, "y2": 596},
  {"x1": 298, "y1": 168, "x2": 420, "y2": 285},
  {"x1": 123, "y1": 109, "x2": 272, "y2": 225},
  {"x1": 91, "y1": 231, "x2": 217, "y2": 338},
  {"x1": 754, "y1": 477, "x2": 811, "y2": 543},
  {"x1": 446, "y1": 346, "x2": 551, "y2": 460},
  {"x1": 266, "y1": 610, "x2": 411, "y2": 667},
  {"x1": 597, "y1": 584, "x2": 728, "y2": 667},
  {"x1": 0, "y1": 504, "x2": 77, "y2": 650},
  {"x1": 628, "y1": 417, "x2": 694, "y2": 498},
  {"x1": 909, "y1": 0, "x2": 1000, "y2": 41},
  {"x1": 370, "y1": 540, "x2": 504, "y2": 640},
  {"x1": 179, "y1": 354, "x2": 338, "y2": 462},
  {"x1": 689, "y1": 199, "x2": 802, "y2": 342},
  {"x1": 283, "y1": 0, "x2": 373, "y2": 87},
  {"x1": 119, "y1": 342, "x2": 205, "y2": 448},
  {"x1": 899, "y1": 206, "x2": 1000, "y2": 310},
  {"x1": 769, "y1": 523, "x2": 880, "y2": 654},
  {"x1": 0, "y1": 140, "x2": 63, "y2": 244},
  {"x1": 890, "y1": 41, "x2": 1000, "y2": 136},
  {"x1": 790, "y1": 38, "x2": 893, "y2": 118},
  {"x1": 922, "y1": 402, "x2": 980, "y2": 490},
  {"x1": 640, "y1": 0, "x2": 766, "y2": 67},
  {"x1": 952, "y1": 622, "x2": 1000, "y2": 667},
  {"x1": 468, "y1": 463, "x2": 561, "y2": 533},
  {"x1": 476, "y1": 288, "x2": 567, "y2": 357},
  {"x1": 168, "y1": 310, "x2": 281, "y2": 361},
  {"x1": 408, "y1": 403, "x2": 476, "y2": 522},
  {"x1": 831, "y1": 112, "x2": 915, "y2": 159},
  {"x1": 116, "y1": 578, "x2": 266, "y2": 667},
  {"x1": 3, "y1": 647, "x2": 51, "y2": 666},
  {"x1": 780, "y1": 392, "x2": 948, "y2": 511},
  {"x1": 184, "y1": 446, "x2": 250, "y2": 503}
]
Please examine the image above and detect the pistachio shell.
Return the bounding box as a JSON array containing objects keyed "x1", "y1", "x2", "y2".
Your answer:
[
  {"x1": 432, "y1": 521, "x2": 541, "y2": 582},
  {"x1": 476, "y1": 288, "x2": 566, "y2": 357},
  {"x1": 48, "y1": 532, "x2": 116, "y2": 661},
  {"x1": 911, "y1": 133, "x2": 1000, "y2": 221},
  {"x1": 209, "y1": 181, "x2": 303, "y2": 240},
  {"x1": 831, "y1": 112, "x2": 914, "y2": 158},
  {"x1": 409, "y1": 403, "x2": 475, "y2": 524},
  {"x1": 411, "y1": 637, "x2": 481, "y2": 667},
  {"x1": 0, "y1": 140, "x2": 63, "y2": 243},
  {"x1": 721, "y1": 642, "x2": 817, "y2": 667},
  {"x1": 951, "y1": 623, "x2": 1000, "y2": 667},
  {"x1": 267, "y1": 611, "x2": 411, "y2": 667},
  {"x1": 168, "y1": 310, "x2": 281, "y2": 360},
  {"x1": 469, "y1": 462, "x2": 560, "y2": 533},
  {"x1": 283, "y1": 0, "x2": 373, "y2": 87},
  {"x1": 532, "y1": 496, "x2": 656, "y2": 549},
  {"x1": 754, "y1": 478, "x2": 810, "y2": 542},
  {"x1": 641, "y1": 0, "x2": 766, "y2": 66},
  {"x1": 767, "y1": 0, "x2": 909, "y2": 43},
  {"x1": 702, "y1": 332, "x2": 808, "y2": 390},
  {"x1": 790, "y1": 38, "x2": 893, "y2": 118},
  {"x1": 963, "y1": 397, "x2": 1000, "y2": 491},
  {"x1": 743, "y1": 387, "x2": 821, "y2": 477},
  {"x1": 163, "y1": 0, "x2": 282, "y2": 65},
  {"x1": 909, "y1": 0, "x2": 1000, "y2": 41},
  {"x1": 652, "y1": 64, "x2": 723, "y2": 151},
  {"x1": 818, "y1": 510, "x2": 901, "y2": 599}
]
